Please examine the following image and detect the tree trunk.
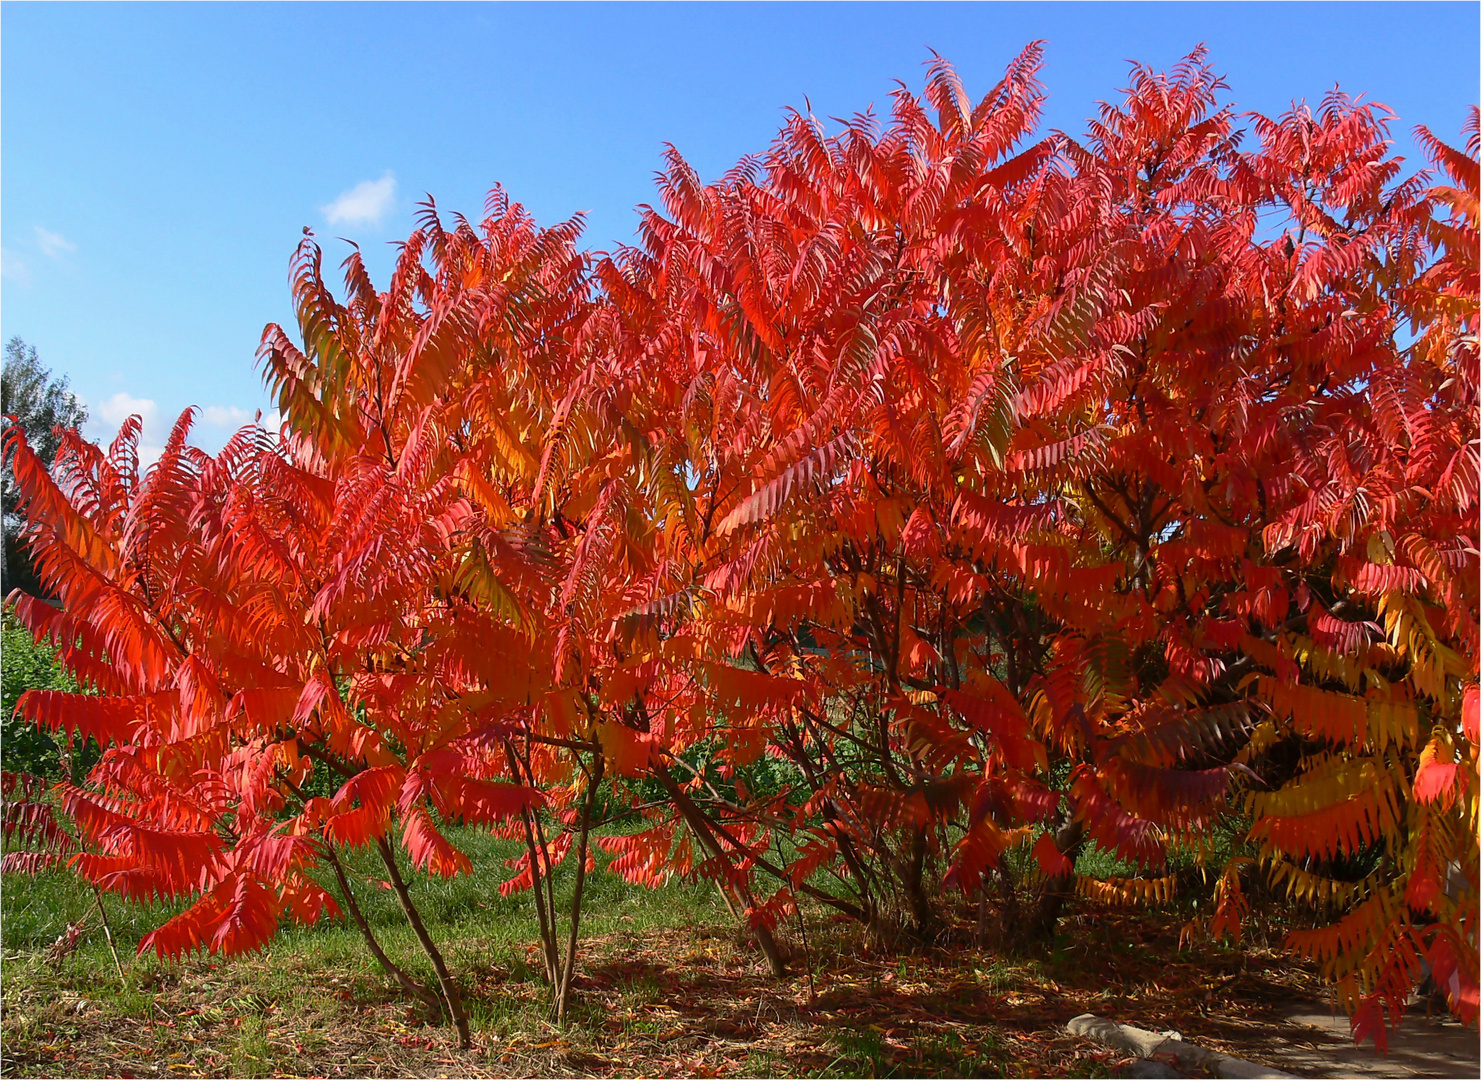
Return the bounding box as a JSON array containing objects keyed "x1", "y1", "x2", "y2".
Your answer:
[
  {"x1": 555, "y1": 752, "x2": 603, "y2": 1023},
  {"x1": 320, "y1": 840, "x2": 444, "y2": 1017},
  {"x1": 375, "y1": 837, "x2": 471, "y2": 1049},
  {"x1": 996, "y1": 862, "x2": 1021, "y2": 947},
  {"x1": 506, "y1": 741, "x2": 563, "y2": 987},
  {"x1": 1025, "y1": 818, "x2": 1084, "y2": 945},
  {"x1": 652, "y1": 767, "x2": 787, "y2": 977},
  {"x1": 903, "y1": 825, "x2": 934, "y2": 939}
]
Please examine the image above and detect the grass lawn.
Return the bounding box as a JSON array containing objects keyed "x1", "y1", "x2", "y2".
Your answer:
[{"x1": 1, "y1": 825, "x2": 1330, "y2": 1078}]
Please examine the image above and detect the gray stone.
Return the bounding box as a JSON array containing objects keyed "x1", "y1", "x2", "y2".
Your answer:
[
  {"x1": 1126, "y1": 1059, "x2": 1183, "y2": 1078},
  {"x1": 1067, "y1": 1013, "x2": 1300, "y2": 1080}
]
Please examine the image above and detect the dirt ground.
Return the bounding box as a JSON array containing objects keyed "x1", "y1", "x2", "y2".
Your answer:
[
  {"x1": 3, "y1": 909, "x2": 1477, "y2": 1078},
  {"x1": 1265, "y1": 1005, "x2": 1478, "y2": 1079}
]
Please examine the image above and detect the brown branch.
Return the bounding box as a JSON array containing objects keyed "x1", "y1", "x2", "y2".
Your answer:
[
  {"x1": 505, "y1": 739, "x2": 562, "y2": 987},
  {"x1": 375, "y1": 837, "x2": 471, "y2": 1049},
  {"x1": 318, "y1": 839, "x2": 443, "y2": 1018},
  {"x1": 556, "y1": 750, "x2": 604, "y2": 1023}
]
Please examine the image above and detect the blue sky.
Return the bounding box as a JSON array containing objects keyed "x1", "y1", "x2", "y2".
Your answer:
[{"x1": 3, "y1": 1, "x2": 1476, "y2": 462}]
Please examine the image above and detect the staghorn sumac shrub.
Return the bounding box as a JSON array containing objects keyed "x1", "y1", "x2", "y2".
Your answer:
[{"x1": 4, "y1": 49, "x2": 1474, "y2": 1049}]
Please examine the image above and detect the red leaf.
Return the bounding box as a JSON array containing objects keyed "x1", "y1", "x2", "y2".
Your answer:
[
  {"x1": 401, "y1": 805, "x2": 472, "y2": 878},
  {"x1": 597, "y1": 722, "x2": 655, "y2": 778},
  {"x1": 1033, "y1": 832, "x2": 1073, "y2": 878}
]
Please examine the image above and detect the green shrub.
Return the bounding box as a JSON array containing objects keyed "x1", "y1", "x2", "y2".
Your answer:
[{"x1": 1, "y1": 605, "x2": 84, "y2": 778}]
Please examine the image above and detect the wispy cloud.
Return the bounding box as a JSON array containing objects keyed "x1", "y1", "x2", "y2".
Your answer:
[
  {"x1": 86, "y1": 397, "x2": 283, "y2": 469},
  {"x1": 200, "y1": 404, "x2": 282, "y2": 435},
  {"x1": 201, "y1": 405, "x2": 256, "y2": 427},
  {"x1": 322, "y1": 172, "x2": 397, "y2": 228},
  {"x1": 35, "y1": 226, "x2": 77, "y2": 259},
  {"x1": 89, "y1": 392, "x2": 165, "y2": 468},
  {"x1": 0, "y1": 247, "x2": 31, "y2": 286}
]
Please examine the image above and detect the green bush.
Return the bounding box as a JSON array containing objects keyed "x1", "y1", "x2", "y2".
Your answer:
[{"x1": 1, "y1": 605, "x2": 83, "y2": 778}]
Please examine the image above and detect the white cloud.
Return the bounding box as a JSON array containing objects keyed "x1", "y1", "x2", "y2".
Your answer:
[
  {"x1": 98, "y1": 392, "x2": 161, "y2": 431},
  {"x1": 322, "y1": 172, "x2": 397, "y2": 227},
  {"x1": 201, "y1": 404, "x2": 256, "y2": 427},
  {"x1": 86, "y1": 396, "x2": 282, "y2": 471},
  {"x1": 35, "y1": 226, "x2": 76, "y2": 259},
  {"x1": 84, "y1": 393, "x2": 165, "y2": 471},
  {"x1": 201, "y1": 405, "x2": 281, "y2": 434},
  {"x1": 1, "y1": 246, "x2": 31, "y2": 286}
]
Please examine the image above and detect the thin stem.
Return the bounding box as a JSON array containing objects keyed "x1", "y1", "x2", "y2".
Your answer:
[
  {"x1": 652, "y1": 767, "x2": 788, "y2": 977},
  {"x1": 375, "y1": 837, "x2": 471, "y2": 1049},
  {"x1": 661, "y1": 762, "x2": 867, "y2": 923},
  {"x1": 280, "y1": 771, "x2": 444, "y2": 1017},
  {"x1": 794, "y1": 897, "x2": 816, "y2": 1003},
  {"x1": 517, "y1": 736, "x2": 564, "y2": 975},
  {"x1": 505, "y1": 740, "x2": 561, "y2": 987},
  {"x1": 91, "y1": 887, "x2": 126, "y2": 983},
  {"x1": 556, "y1": 751, "x2": 604, "y2": 1023},
  {"x1": 319, "y1": 840, "x2": 442, "y2": 1016}
]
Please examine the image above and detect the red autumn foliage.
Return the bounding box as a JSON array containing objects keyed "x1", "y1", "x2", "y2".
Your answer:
[{"x1": 4, "y1": 48, "x2": 1475, "y2": 1047}]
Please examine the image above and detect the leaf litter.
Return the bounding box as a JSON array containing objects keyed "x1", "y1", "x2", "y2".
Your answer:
[{"x1": 1, "y1": 905, "x2": 1350, "y2": 1078}]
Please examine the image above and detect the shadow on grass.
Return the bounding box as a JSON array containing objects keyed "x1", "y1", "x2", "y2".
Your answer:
[{"x1": 0, "y1": 870, "x2": 1383, "y2": 1080}]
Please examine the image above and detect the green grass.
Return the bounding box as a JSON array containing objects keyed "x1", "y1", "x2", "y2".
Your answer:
[
  {"x1": 2, "y1": 822, "x2": 722, "y2": 962},
  {"x1": 1, "y1": 822, "x2": 736, "y2": 1077},
  {"x1": 1, "y1": 815, "x2": 1324, "y2": 1079}
]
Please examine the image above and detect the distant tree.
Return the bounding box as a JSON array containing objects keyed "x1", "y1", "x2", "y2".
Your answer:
[{"x1": 1, "y1": 337, "x2": 88, "y2": 597}]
